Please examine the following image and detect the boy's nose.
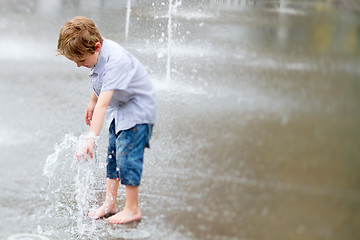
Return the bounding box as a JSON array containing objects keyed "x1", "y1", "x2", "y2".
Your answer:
[{"x1": 76, "y1": 62, "x2": 81, "y2": 67}]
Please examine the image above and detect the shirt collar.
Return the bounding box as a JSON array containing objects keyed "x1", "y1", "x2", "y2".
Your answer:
[{"x1": 89, "y1": 38, "x2": 108, "y2": 76}]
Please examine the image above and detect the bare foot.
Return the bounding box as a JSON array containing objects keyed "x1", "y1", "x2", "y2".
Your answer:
[
  {"x1": 107, "y1": 208, "x2": 142, "y2": 224},
  {"x1": 88, "y1": 203, "x2": 117, "y2": 219}
]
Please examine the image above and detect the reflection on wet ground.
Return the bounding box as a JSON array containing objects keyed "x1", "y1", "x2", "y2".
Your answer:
[{"x1": 0, "y1": 0, "x2": 359, "y2": 239}]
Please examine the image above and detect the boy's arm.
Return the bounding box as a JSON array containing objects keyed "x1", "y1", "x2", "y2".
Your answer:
[
  {"x1": 84, "y1": 90, "x2": 114, "y2": 160},
  {"x1": 85, "y1": 92, "x2": 98, "y2": 126},
  {"x1": 89, "y1": 90, "x2": 114, "y2": 136}
]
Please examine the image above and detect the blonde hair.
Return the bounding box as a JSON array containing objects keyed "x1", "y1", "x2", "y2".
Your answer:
[{"x1": 57, "y1": 16, "x2": 103, "y2": 58}]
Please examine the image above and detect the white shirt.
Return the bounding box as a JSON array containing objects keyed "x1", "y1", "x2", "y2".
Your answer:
[{"x1": 89, "y1": 39, "x2": 157, "y2": 132}]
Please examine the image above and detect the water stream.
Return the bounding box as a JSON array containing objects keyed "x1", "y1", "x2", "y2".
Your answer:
[
  {"x1": 166, "y1": 0, "x2": 182, "y2": 82},
  {"x1": 125, "y1": 0, "x2": 131, "y2": 40},
  {"x1": 41, "y1": 134, "x2": 101, "y2": 238},
  {"x1": 166, "y1": 0, "x2": 173, "y2": 82}
]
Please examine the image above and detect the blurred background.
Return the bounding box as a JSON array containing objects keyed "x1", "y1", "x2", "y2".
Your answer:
[{"x1": 0, "y1": 0, "x2": 359, "y2": 239}]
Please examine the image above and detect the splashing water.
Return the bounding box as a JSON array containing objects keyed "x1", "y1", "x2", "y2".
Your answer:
[
  {"x1": 74, "y1": 159, "x2": 99, "y2": 235},
  {"x1": 42, "y1": 133, "x2": 102, "y2": 238},
  {"x1": 42, "y1": 134, "x2": 76, "y2": 178}
]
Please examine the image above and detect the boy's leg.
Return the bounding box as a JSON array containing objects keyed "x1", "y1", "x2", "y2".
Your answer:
[
  {"x1": 107, "y1": 124, "x2": 152, "y2": 224},
  {"x1": 88, "y1": 178, "x2": 119, "y2": 219},
  {"x1": 107, "y1": 185, "x2": 141, "y2": 224}
]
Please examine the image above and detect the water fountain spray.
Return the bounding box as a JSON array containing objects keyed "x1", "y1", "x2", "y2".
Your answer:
[
  {"x1": 166, "y1": 0, "x2": 181, "y2": 83},
  {"x1": 125, "y1": 0, "x2": 131, "y2": 40},
  {"x1": 166, "y1": 0, "x2": 173, "y2": 83}
]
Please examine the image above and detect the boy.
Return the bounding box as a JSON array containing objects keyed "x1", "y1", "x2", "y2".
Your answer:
[{"x1": 57, "y1": 16, "x2": 157, "y2": 224}]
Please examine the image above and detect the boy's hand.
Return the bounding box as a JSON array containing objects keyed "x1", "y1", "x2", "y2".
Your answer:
[
  {"x1": 85, "y1": 102, "x2": 96, "y2": 126},
  {"x1": 85, "y1": 92, "x2": 98, "y2": 126},
  {"x1": 84, "y1": 137, "x2": 95, "y2": 160},
  {"x1": 75, "y1": 132, "x2": 96, "y2": 161}
]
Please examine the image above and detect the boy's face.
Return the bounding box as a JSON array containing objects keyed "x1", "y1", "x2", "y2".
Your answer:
[{"x1": 68, "y1": 42, "x2": 101, "y2": 68}]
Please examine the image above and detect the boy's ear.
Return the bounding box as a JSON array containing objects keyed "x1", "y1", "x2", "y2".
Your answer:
[{"x1": 95, "y1": 42, "x2": 101, "y2": 51}]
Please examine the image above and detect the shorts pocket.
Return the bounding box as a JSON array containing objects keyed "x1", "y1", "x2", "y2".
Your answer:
[{"x1": 116, "y1": 128, "x2": 136, "y2": 156}]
